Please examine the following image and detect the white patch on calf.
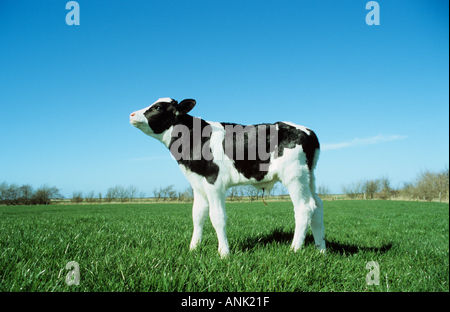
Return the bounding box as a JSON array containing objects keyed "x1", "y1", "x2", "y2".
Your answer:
[{"x1": 282, "y1": 121, "x2": 311, "y2": 136}]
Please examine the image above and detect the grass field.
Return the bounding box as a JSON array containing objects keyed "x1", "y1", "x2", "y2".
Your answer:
[{"x1": 0, "y1": 200, "x2": 448, "y2": 292}]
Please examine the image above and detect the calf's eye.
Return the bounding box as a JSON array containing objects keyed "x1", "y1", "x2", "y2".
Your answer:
[{"x1": 155, "y1": 106, "x2": 162, "y2": 111}]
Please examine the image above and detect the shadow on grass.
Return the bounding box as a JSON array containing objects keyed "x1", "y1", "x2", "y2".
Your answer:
[
  {"x1": 239, "y1": 227, "x2": 393, "y2": 255},
  {"x1": 239, "y1": 228, "x2": 294, "y2": 251},
  {"x1": 326, "y1": 240, "x2": 393, "y2": 255}
]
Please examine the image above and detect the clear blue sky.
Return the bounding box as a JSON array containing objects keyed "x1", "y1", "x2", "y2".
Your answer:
[{"x1": 1, "y1": 0, "x2": 448, "y2": 197}]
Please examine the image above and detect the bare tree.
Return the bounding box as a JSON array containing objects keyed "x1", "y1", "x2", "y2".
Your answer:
[
  {"x1": 362, "y1": 179, "x2": 379, "y2": 199},
  {"x1": 183, "y1": 186, "x2": 193, "y2": 202},
  {"x1": 115, "y1": 185, "x2": 129, "y2": 203},
  {"x1": 0, "y1": 182, "x2": 8, "y2": 204},
  {"x1": 414, "y1": 168, "x2": 449, "y2": 201},
  {"x1": 237, "y1": 185, "x2": 246, "y2": 201},
  {"x1": 128, "y1": 185, "x2": 139, "y2": 202},
  {"x1": 97, "y1": 192, "x2": 102, "y2": 203},
  {"x1": 378, "y1": 176, "x2": 392, "y2": 199},
  {"x1": 85, "y1": 191, "x2": 96, "y2": 203},
  {"x1": 317, "y1": 183, "x2": 330, "y2": 197},
  {"x1": 167, "y1": 185, "x2": 177, "y2": 201},
  {"x1": 19, "y1": 184, "x2": 34, "y2": 205},
  {"x1": 243, "y1": 185, "x2": 258, "y2": 202},
  {"x1": 5, "y1": 183, "x2": 20, "y2": 205},
  {"x1": 342, "y1": 181, "x2": 363, "y2": 199},
  {"x1": 226, "y1": 186, "x2": 239, "y2": 202},
  {"x1": 32, "y1": 185, "x2": 62, "y2": 205},
  {"x1": 160, "y1": 185, "x2": 176, "y2": 202},
  {"x1": 401, "y1": 181, "x2": 415, "y2": 199},
  {"x1": 105, "y1": 187, "x2": 116, "y2": 203},
  {"x1": 176, "y1": 189, "x2": 186, "y2": 202},
  {"x1": 72, "y1": 191, "x2": 84, "y2": 203},
  {"x1": 153, "y1": 187, "x2": 161, "y2": 202},
  {"x1": 160, "y1": 186, "x2": 168, "y2": 202}
]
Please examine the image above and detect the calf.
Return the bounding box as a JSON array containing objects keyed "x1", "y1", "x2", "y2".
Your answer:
[{"x1": 130, "y1": 98, "x2": 325, "y2": 257}]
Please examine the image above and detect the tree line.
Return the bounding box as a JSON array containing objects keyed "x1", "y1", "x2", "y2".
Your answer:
[
  {"x1": 0, "y1": 183, "x2": 62, "y2": 205},
  {"x1": 339, "y1": 168, "x2": 449, "y2": 201},
  {"x1": 0, "y1": 183, "x2": 189, "y2": 206},
  {"x1": 2, "y1": 167, "x2": 448, "y2": 206},
  {"x1": 69, "y1": 185, "x2": 194, "y2": 204},
  {"x1": 66, "y1": 184, "x2": 287, "y2": 204},
  {"x1": 151, "y1": 184, "x2": 284, "y2": 202},
  {"x1": 0, "y1": 182, "x2": 287, "y2": 206},
  {"x1": 71, "y1": 185, "x2": 145, "y2": 204}
]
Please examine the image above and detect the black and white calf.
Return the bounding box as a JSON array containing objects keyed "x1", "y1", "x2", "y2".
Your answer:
[{"x1": 130, "y1": 98, "x2": 325, "y2": 257}]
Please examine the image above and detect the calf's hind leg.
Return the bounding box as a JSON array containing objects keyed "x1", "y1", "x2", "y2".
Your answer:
[
  {"x1": 286, "y1": 179, "x2": 316, "y2": 252},
  {"x1": 310, "y1": 194, "x2": 326, "y2": 253}
]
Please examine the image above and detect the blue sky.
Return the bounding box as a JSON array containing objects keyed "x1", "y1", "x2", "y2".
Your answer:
[{"x1": 0, "y1": 0, "x2": 448, "y2": 197}]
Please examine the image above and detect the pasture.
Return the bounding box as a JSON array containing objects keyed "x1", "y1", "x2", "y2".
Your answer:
[{"x1": 0, "y1": 200, "x2": 448, "y2": 292}]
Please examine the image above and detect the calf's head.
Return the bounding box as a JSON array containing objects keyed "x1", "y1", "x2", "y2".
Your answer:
[{"x1": 130, "y1": 98, "x2": 196, "y2": 137}]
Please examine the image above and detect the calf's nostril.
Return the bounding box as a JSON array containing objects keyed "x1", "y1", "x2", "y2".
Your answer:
[{"x1": 131, "y1": 113, "x2": 136, "y2": 117}]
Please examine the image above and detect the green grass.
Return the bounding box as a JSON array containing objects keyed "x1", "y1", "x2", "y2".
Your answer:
[{"x1": 0, "y1": 200, "x2": 448, "y2": 292}]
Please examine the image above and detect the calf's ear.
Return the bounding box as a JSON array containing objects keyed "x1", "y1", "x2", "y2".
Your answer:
[{"x1": 176, "y1": 99, "x2": 196, "y2": 115}]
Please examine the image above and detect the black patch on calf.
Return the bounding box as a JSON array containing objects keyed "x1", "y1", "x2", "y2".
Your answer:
[
  {"x1": 220, "y1": 122, "x2": 320, "y2": 181},
  {"x1": 143, "y1": 99, "x2": 178, "y2": 134},
  {"x1": 221, "y1": 122, "x2": 276, "y2": 181},
  {"x1": 276, "y1": 122, "x2": 320, "y2": 171},
  {"x1": 169, "y1": 115, "x2": 219, "y2": 184}
]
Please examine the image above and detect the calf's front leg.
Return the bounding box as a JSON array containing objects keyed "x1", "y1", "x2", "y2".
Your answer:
[
  {"x1": 207, "y1": 192, "x2": 229, "y2": 257},
  {"x1": 190, "y1": 190, "x2": 209, "y2": 251}
]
